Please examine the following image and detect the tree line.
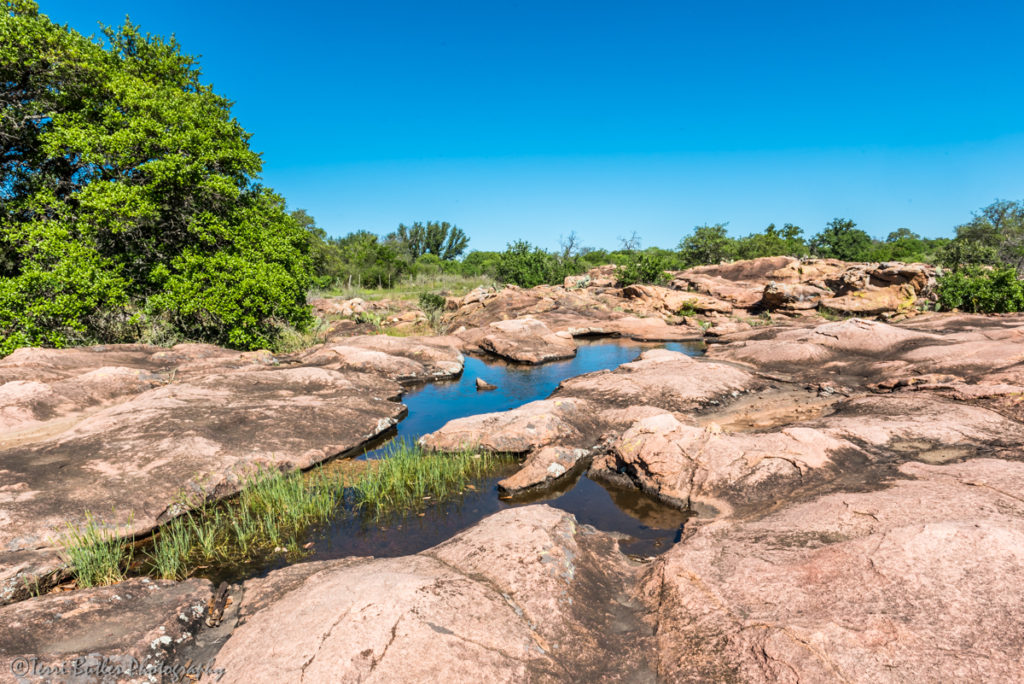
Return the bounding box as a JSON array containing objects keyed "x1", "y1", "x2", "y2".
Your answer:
[
  {"x1": 300, "y1": 202, "x2": 1023, "y2": 289},
  {"x1": 2, "y1": 2, "x2": 1022, "y2": 357}
]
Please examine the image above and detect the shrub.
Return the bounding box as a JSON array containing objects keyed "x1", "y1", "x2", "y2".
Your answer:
[
  {"x1": 936, "y1": 266, "x2": 1024, "y2": 313},
  {"x1": 0, "y1": 3, "x2": 313, "y2": 355},
  {"x1": 418, "y1": 292, "x2": 447, "y2": 331},
  {"x1": 617, "y1": 252, "x2": 671, "y2": 286}
]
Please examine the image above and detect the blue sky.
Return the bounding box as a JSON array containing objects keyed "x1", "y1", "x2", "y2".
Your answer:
[{"x1": 38, "y1": 0, "x2": 1024, "y2": 251}]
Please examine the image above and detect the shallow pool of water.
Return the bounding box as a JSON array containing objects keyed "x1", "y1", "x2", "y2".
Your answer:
[
  {"x1": 361, "y1": 338, "x2": 704, "y2": 459},
  {"x1": 326, "y1": 340, "x2": 703, "y2": 556},
  {"x1": 207, "y1": 339, "x2": 704, "y2": 583}
]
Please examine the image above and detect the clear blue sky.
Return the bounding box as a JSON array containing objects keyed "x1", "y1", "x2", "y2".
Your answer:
[{"x1": 38, "y1": 0, "x2": 1024, "y2": 251}]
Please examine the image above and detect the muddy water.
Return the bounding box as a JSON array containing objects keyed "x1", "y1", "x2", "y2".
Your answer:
[{"x1": 305, "y1": 339, "x2": 703, "y2": 561}]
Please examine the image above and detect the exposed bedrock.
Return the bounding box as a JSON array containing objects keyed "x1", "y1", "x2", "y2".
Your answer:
[
  {"x1": 0, "y1": 335, "x2": 471, "y2": 603},
  {"x1": 419, "y1": 348, "x2": 767, "y2": 459},
  {"x1": 639, "y1": 459, "x2": 1024, "y2": 683},
  {"x1": 212, "y1": 506, "x2": 654, "y2": 683},
  {"x1": 0, "y1": 366, "x2": 405, "y2": 604},
  {"x1": 459, "y1": 318, "x2": 578, "y2": 364},
  {"x1": 593, "y1": 394, "x2": 1024, "y2": 513},
  {"x1": 707, "y1": 315, "x2": 1024, "y2": 389},
  {"x1": 290, "y1": 334, "x2": 465, "y2": 382},
  {"x1": 0, "y1": 578, "x2": 212, "y2": 684}
]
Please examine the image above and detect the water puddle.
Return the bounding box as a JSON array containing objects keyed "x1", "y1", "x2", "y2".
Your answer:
[
  {"x1": 320, "y1": 340, "x2": 702, "y2": 557},
  {"x1": 361, "y1": 339, "x2": 704, "y2": 458},
  {"x1": 199, "y1": 339, "x2": 704, "y2": 584}
]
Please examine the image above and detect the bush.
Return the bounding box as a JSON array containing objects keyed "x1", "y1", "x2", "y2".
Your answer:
[
  {"x1": 494, "y1": 240, "x2": 581, "y2": 287},
  {"x1": 617, "y1": 252, "x2": 671, "y2": 286},
  {"x1": 418, "y1": 292, "x2": 446, "y2": 331},
  {"x1": 936, "y1": 267, "x2": 1024, "y2": 313},
  {"x1": 0, "y1": 3, "x2": 313, "y2": 354}
]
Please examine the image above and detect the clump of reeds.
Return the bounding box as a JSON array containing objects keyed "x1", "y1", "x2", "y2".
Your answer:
[
  {"x1": 353, "y1": 441, "x2": 505, "y2": 517},
  {"x1": 141, "y1": 466, "x2": 346, "y2": 580},
  {"x1": 60, "y1": 513, "x2": 133, "y2": 588},
  {"x1": 60, "y1": 444, "x2": 509, "y2": 585}
]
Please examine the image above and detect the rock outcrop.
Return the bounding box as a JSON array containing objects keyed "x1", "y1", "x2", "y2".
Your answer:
[
  {"x1": 212, "y1": 506, "x2": 654, "y2": 683},
  {"x1": 640, "y1": 459, "x2": 1024, "y2": 682},
  {"x1": 497, "y1": 446, "x2": 590, "y2": 495},
  {"x1": 0, "y1": 578, "x2": 211, "y2": 681},
  {"x1": 294, "y1": 334, "x2": 465, "y2": 382},
  {"x1": 0, "y1": 366, "x2": 405, "y2": 604}
]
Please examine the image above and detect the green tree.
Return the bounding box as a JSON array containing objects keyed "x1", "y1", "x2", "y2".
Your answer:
[
  {"x1": 678, "y1": 223, "x2": 736, "y2": 267},
  {"x1": 458, "y1": 250, "x2": 501, "y2": 277},
  {"x1": 389, "y1": 221, "x2": 469, "y2": 260},
  {"x1": 495, "y1": 240, "x2": 567, "y2": 287},
  {"x1": 939, "y1": 238, "x2": 999, "y2": 272},
  {"x1": 951, "y1": 199, "x2": 1024, "y2": 270},
  {"x1": 1, "y1": 2, "x2": 313, "y2": 353},
  {"x1": 809, "y1": 218, "x2": 873, "y2": 261},
  {"x1": 734, "y1": 223, "x2": 808, "y2": 259}
]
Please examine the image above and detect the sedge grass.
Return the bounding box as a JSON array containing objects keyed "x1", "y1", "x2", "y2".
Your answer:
[
  {"x1": 60, "y1": 513, "x2": 133, "y2": 588},
  {"x1": 353, "y1": 441, "x2": 508, "y2": 519},
  {"x1": 62, "y1": 444, "x2": 508, "y2": 585}
]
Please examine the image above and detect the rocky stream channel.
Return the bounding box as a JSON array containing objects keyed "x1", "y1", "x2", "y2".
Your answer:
[{"x1": 1, "y1": 257, "x2": 1024, "y2": 682}]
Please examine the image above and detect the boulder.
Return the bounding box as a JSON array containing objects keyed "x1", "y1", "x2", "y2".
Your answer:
[
  {"x1": 419, "y1": 398, "x2": 595, "y2": 454},
  {"x1": 870, "y1": 261, "x2": 934, "y2": 291},
  {"x1": 497, "y1": 446, "x2": 589, "y2": 495},
  {"x1": 821, "y1": 284, "x2": 917, "y2": 317},
  {"x1": 621, "y1": 284, "x2": 733, "y2": 315},
  {"x1": 760, "y1": 281, "x2": 831, "y2": 311},
  {"x1": 475, "y1": 377, "x2": 497, "y2": 391},
  {"x1": 477, "y1": 318, "x2": 577, "y2": 364},
  {"x1": 682, "y1": 256, "x2": 800, "y2": 283},
  {"x1": 669, "y1": 273, "x2": 764, "y2": 309}
]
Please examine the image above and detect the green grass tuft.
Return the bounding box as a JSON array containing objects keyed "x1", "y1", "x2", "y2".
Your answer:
[
  {"x1": 353, "y1": 441, "x2": 506, "y2": 518},
  {"x1": 62, "y1": 444, "x2": 510, "y2": 586},
  {"x1": 60, "y1": 513, "x2": 133, "y2": 588}
]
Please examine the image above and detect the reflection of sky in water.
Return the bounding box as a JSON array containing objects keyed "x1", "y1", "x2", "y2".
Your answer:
[
  {"x1": 300, "y1": 340, "x2": 702, "y2": 563},
  {"x1": 362, "y1": 339, "x2": 704, "y2": 458},
  {"x1": 221, "y1": 341, "x2": 705, "y2": 582}
]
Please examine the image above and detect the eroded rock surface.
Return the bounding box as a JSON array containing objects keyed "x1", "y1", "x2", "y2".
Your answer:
[
  {"x1": 0, "y1": 578, "x2": 211, "y2": 683},
  {"x1": 0, "y1": 365, "x2": 405, "y2": 604},
  {"x1": 594, "y1": 394, "x2": 1024, "y2": 512},
  {"x1": 293, "y1": 334, "x2": 464, "y2": 381},
  {"x1": 497, "y1": 446, "x2": 590, "y2": 495},
  {"x1": 640, "y1": 459, "x2": 1024, "y2": 683},
  {"x1": 474, "y1": 318, "x2": 578, "y2": 364},
  {"x1": 213, "y1": 506, "x2": 653, "y2": 683}
]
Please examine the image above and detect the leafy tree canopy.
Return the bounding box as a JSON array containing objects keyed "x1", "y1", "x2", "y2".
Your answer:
[
  {"x1": 678, "y1": 223, "x2": 735, "y2": 267},
  {"x1": 809, "y1": 218, "x2": 873, "y2": 261},
  {"x1": 948, "y1": 199, "x2": 1024, "y2": 271},
  {"x1": 388, "y1": 221, "x2": 469, "y2": 261},
  {"x1": 1, "y1": 1, "x2": 313, "y2": 354},
  {"x1": 734, "y1": 223, "x2": 808, "y2": 260}
]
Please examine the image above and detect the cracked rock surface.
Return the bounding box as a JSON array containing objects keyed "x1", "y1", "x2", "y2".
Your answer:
[{"x1": 213, "y1": 506, "x2": 654, "y2": 683}]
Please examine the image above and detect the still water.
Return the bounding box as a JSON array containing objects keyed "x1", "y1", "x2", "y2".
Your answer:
[{"x1": 304, "y1": 339, "x2": 704, "y2": 562}]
